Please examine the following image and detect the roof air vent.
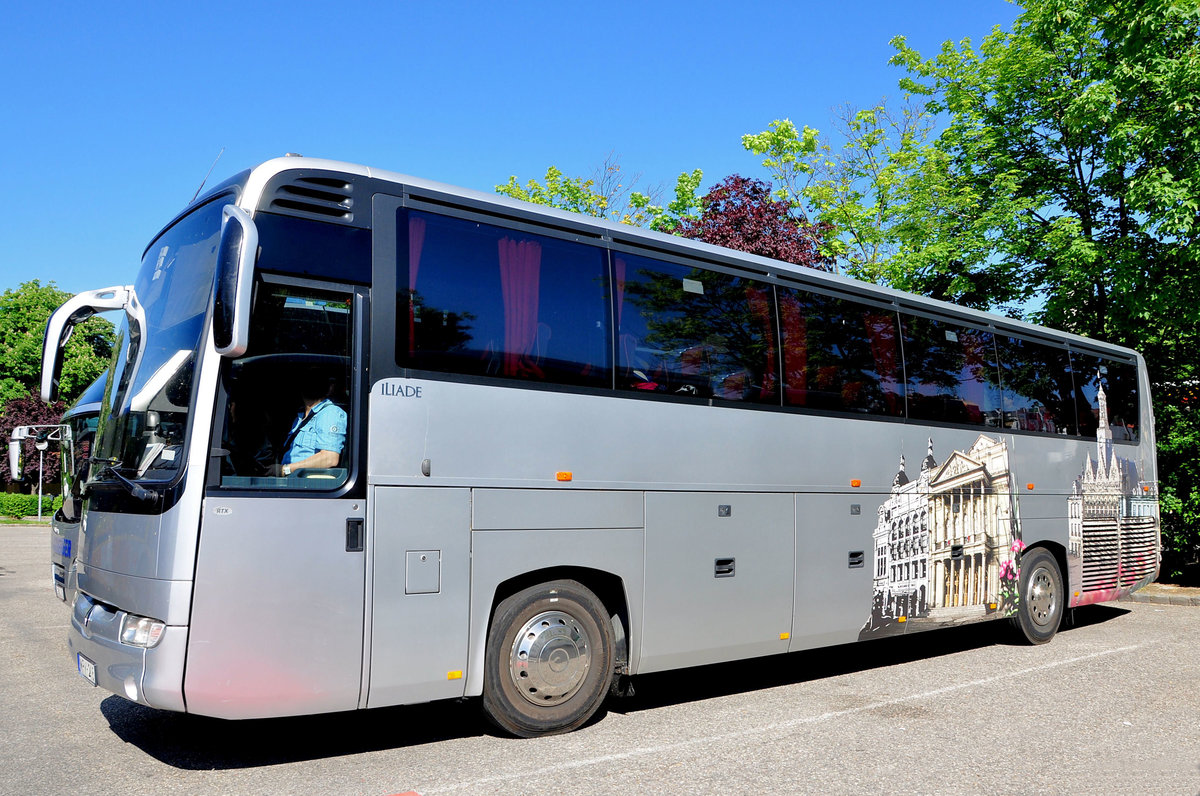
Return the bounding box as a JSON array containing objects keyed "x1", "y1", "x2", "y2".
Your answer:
[{"x1": 267, "y1": 175, "x2": 354, "y2": 223}]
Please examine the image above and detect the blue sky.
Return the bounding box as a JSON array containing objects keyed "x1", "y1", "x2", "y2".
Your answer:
[{"x1": 1, "y1": 1, "x2": 1019, "y2": 297}]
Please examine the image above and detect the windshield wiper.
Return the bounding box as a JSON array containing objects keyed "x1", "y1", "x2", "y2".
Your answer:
[
  {"x1": 103, "y1": 465, "x2": 157, "y2": 503},
  {"x1": 88, "y1": 460, "x2": 157, "y2": 504}
]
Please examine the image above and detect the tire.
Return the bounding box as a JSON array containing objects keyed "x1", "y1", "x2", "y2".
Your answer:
[
  {"x1": 1012, "y1": 547, "x2": 1064, "y2": 645},
  {"x1": 482, "y1": 579, "x2": 614, "y2": 737}
]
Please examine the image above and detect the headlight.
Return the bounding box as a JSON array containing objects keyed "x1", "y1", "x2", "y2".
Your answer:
[{"x1": 119, "y1": 614, "x2": 166, "y2": 648}]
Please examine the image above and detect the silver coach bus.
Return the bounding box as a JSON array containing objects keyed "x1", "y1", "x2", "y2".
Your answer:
[
  {"x1": 8, "y1": 375, "x2": 102, "y2": 604},
  {"x1": 52, "y1": 377, "x2": 104, "y2": 604},
  {"x1": 43, "y1": 156, "x2": 1158, "y2": 736}
]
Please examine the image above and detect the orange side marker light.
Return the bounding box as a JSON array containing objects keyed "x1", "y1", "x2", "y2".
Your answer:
[
  {"x1": 850, "y1": 479, "x2": 862, "y2": 488},
  {"x1": 1026, "y1": 483, "x2": 1035, "y2": 490},
  {"x1": 556, "y1": 471, "x2": 573, "y2": 482}
]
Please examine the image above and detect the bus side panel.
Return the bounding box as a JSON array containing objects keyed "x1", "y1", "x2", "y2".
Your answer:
[
  {"x1": 638, "y1": 492, "x2": 793, "y2": 674},
  {"x1": 465, "y1": 523, "x2": 645, "y2": 698},
  {"x1": 790, "y1": 494, "x2": 875, "y2": 651},
  {"x1": 473, "y1": 488, "x2": 643, "y2": 531},
  {"x1": 367, "y1": 486, "x2": 472, "y2": 708}
]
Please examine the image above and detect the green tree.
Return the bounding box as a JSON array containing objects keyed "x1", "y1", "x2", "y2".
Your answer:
[
  {"x1": 627, "y1": 169, "x2": 705, "y2": 233},
  {"x1": 744, "y1": 114, "x2": 902, "y2": 280},
  {"x1": 496, "y1": 154, "x2": 666, "y2": 225},
  {"x1": 496, "y1": 158, "x2": 703, "y2": 234},
  {"x1": 741, "y1": 106, "x2": 1030, "y2": 308},
  {"x1": 740, "y1": 118, "x2": 822, "y2": 216},
  {"x1": 0, "y1": 280, "x2": 115, "y2": 410},
  {"x1": 891, "y1": 0, "x2": 1200, "y2": 337},
  {"x1": 887, "y1": 0, "x2": 1200, "y2": 575},
  {"x1": 496, "y1": 166, "x2": 613, "y2": 219}
]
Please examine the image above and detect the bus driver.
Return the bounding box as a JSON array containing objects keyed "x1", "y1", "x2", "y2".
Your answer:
[{"x1": 269, "y1": 369, "x2": 347, "y2": 476}]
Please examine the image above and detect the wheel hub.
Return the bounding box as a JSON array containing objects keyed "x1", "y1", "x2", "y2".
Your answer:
[
  {"x1": 1028, "y1": 565, "x2": 1058, "y2": 627},
  {"x1": 509, "y1": 610, "x2": 591, "y2": 706}
]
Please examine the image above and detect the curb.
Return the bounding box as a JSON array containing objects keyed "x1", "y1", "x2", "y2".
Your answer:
[{"x1": 1118, "y1": 585, "x2": 1200, "y2": 607}]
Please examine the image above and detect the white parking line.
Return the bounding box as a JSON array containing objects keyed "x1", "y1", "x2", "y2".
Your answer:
[{"x1": 428, "y1": 644, "x2": 1143, "y2": 794}]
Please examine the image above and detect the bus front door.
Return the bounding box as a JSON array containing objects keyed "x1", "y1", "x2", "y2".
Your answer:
[{"x1": 186, "y1": 278, "x2": 368, "y2": 719}]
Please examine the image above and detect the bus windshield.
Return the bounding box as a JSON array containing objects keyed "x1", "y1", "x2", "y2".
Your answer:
[{"x1": 91, "y1": 197, "x2": 226, "y2": 487}]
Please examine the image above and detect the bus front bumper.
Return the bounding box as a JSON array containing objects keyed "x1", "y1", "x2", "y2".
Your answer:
[{"x1": 69, "y1": 592, "x2": 187, "y2": 712}]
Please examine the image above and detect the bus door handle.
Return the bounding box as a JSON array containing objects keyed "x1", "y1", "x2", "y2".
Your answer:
[{"x1": 346, "y1": 518, "x2": 364, "y2": 552}]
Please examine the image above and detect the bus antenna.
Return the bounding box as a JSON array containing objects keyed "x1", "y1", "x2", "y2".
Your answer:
[{"x1": 191, "y1": 147, "x2": 226, "y2": 204}]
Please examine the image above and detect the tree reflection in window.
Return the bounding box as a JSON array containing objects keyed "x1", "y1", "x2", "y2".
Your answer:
[
  {"x1": 778, "y1": 289, "x2": 904, "y2": 416},
  {"x1": 1070, "y1": 353, "x2": 1139, "y2": 442},
  {"x1": 616, "y1": 253, "x2": 777, "y2": 403},
  {"x1": 409, "y1": 294, "x2": 476, "y2": 358},
  {"x1": 901, "y1": 315, "x2": 1003, "y2": 426},
  {"x1": 995, "y1": 337, "x2": 1075, "y2": 434}
]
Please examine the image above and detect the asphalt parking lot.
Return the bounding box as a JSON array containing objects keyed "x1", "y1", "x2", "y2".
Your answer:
[{"x1": 2, "y1": 523, "x2": 1199, "y2": 796}]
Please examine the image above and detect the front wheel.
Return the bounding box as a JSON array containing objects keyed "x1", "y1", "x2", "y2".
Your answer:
[
  {"x1": 482, "y1": 580, "x2": 614, "y2": 737},
  {"x1": 1012, "y1": 547, "x2": 1064, "y2": 645}
]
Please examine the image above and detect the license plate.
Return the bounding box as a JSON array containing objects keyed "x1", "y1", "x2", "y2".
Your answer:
[{"x1": 77, "y1": 653, "x2": 97, "y2": 686}]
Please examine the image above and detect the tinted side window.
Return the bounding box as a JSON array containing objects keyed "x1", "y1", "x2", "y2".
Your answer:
[
  {"x1": 397, "y1": 210, "x2": 611, "y2": 388},
  {"x1": 901, "y1": 316, "x2": 1003, "y2": 426},
  {"x1": 616, "y1": 253, "x2": 778, "y2": 403},
  {"x1": 779, "y1": 289, "x2": 904, "y2": 416},
  {"x1": 255, "y1": 212, "x2": 371, "y2": 284},
  {"x1": 995, "y1": 337, "x2": 1075, "y2": 435},
  {"x1": 1070, "y1": 353, "x2": 1140, "y2": 442}
]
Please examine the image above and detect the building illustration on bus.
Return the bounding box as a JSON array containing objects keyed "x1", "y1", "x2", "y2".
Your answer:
[
  {"x1": 859, "y1": 379, "x2": 1156, "y2": 640},
  {"x1": 1067, "y1": 383, "x2": 1158, "y2": 601},
  {"x1": 861, "y1": 434, "x2": 1020, "y2": 637}
]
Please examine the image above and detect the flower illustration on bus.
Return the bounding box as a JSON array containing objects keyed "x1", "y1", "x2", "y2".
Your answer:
[{"x1": 997, "y1": 539, "x2": 1026, "y2": 612}]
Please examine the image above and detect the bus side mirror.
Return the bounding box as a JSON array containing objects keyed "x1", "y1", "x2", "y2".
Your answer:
[
  {"x1": 213, "y1": 205, "x2": 258, "y2": 358},
  {"x1": 9, "y1": 439, "x2": 24, "y2": 482},
  {"x1": 41, "y1": 286, "x2": 131, "y2": 402}
]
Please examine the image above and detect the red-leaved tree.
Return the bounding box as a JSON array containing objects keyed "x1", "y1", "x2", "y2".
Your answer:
[
  {"x1": 677, "y1": 175, "x2": 833, "y2": 271},
  {"x1": 1, "y1": 393, "x2": 66, "y2": 491}
]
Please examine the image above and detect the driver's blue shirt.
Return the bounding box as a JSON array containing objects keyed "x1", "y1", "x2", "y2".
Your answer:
[{"x1": 282, "y1": 399, "x2": 347, "y2": 465}]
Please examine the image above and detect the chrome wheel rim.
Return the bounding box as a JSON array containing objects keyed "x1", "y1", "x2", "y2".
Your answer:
[
  {"x1": 1027, "y1": 564, "x2": 1058, "y2": 628},
  {"x1": 508, "y1": 610, "x2": 591, "y2": 706}
]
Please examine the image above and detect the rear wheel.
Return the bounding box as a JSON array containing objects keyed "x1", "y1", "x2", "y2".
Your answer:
[
  {"x1": 1013, "y1": 547, "x2": 1063, "y2": 645},
  {"x1": 482, "y1": 580, "x2": 614, "y2": 737}
]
